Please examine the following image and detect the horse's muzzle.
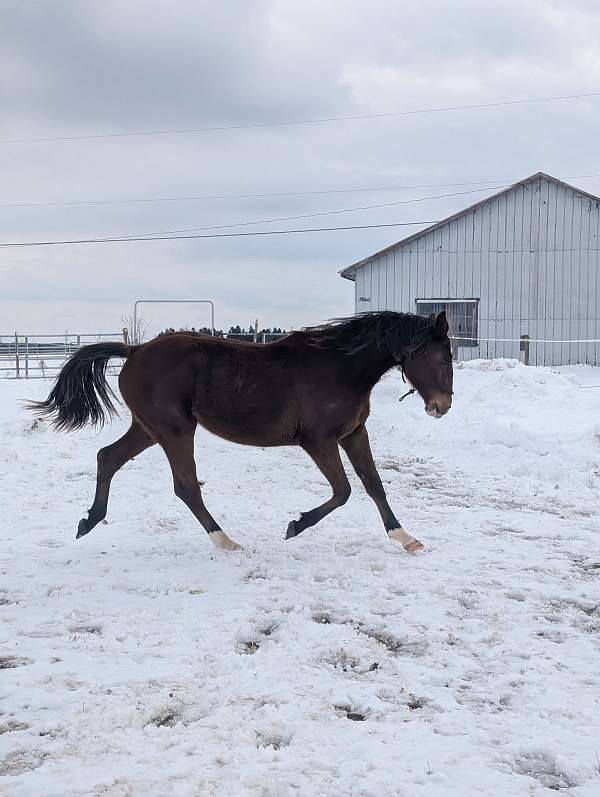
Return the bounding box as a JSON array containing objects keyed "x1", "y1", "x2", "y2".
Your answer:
[{"x1": 425, "y1": 400, "x2": 450, "y2": 418}]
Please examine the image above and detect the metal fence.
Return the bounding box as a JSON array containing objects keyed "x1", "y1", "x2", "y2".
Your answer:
[
  {"x1": 2, "y1": 329, "x2": 598, "y2": 380},
  {"x1": 0, "y1": 331, "x2": 288, "y2": 379},
  {"x1": 0, "y1": 332, "x2": 126, "y2": 379}
]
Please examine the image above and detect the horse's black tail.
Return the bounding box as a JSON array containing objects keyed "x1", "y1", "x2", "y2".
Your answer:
[{"x1": 28, "y1": 342, "x2": 133, "y2": 431}]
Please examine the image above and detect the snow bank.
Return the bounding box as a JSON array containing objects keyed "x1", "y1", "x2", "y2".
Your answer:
[{"x1": 1, "y1": 364, "x2": 599, "y2": 795}]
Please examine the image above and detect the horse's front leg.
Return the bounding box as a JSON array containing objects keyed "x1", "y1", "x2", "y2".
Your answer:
[
  {"x1": 339, "y1": 424, "x2": 424, "y2": 553},
  {"x1": 285, "y1": 440, "x2": 351, "y2": 539}
]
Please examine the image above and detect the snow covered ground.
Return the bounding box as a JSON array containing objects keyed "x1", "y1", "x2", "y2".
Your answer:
[{"x1": 1, "y1": 361, "x2": 599, "y2": 796}]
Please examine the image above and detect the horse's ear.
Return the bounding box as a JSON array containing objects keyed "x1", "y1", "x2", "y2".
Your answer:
[{"x1": 433, "y1": 310, "x2": 449, "y2": 339}]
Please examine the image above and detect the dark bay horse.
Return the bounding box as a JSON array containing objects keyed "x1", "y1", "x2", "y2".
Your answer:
[{"x1": 30, "y1": 311, "x2": 453, "y2": 553}]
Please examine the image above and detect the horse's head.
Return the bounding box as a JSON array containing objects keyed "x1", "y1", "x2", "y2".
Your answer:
[{"x1": 400, "y1": 311, "x2": 453, "y2": 418}]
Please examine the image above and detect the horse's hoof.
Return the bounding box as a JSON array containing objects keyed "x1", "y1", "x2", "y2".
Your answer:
[
  {"x1": 388, "y1": 527, "x2": 425, "y2": 553},
  {"x1": 404, "y1": 538, "x2": 425, "y2": 554},
  {"x1": 76, "y1": 519, "x2": 90, "y2": 539},
  {"x1": 209, "y1": 530, "x2": 243, "y2": 552},
  {"x1": 285, "y1": 520, "x2": 301, "y2": 540}
]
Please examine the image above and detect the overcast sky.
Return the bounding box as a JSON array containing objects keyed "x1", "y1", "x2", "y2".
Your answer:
[{"x1": 2, "y1": 0, "x2": 600, "y2": 336}]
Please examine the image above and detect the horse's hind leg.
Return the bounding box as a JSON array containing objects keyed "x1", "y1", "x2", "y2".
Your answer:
[
  {"x1": 286, "y1": 440, "x2": 351, "y2": 539},
  {"x1": 77, "y1": 420, "x2": 155, "y2": 539},
  {"x1": 339, "y1": 424, "x2": 423, "y2": 553},
  {"x1": 157, "y1": 425, "x2": 242, "y2": 552}
]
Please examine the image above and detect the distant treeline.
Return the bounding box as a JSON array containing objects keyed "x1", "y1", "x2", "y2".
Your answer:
[{"x1": 157, "y1": 325, "x2": 286, "y2": 338}]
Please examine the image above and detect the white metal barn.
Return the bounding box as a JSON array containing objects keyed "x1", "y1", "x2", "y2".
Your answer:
[{"x1": 340, "y1": 172, "x2": 600, "y2": 366}]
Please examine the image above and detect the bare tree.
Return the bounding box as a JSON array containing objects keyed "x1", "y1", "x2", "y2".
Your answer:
[{"x1": 121, "y1": 311, "x2": 151, "y2": 345}]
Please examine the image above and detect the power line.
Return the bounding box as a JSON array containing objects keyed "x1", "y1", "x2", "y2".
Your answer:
[
  {"x1": 0, "y1": 181, "x2": 510, "y2": 208},
  {"x1": 2, "y1": 92, "x2": 599, "y2": 145},
  {"x1": 3, "y1": 172, "x2": 600, "y2": 210},
  {"x1": 0, "y1": 185, "x2": 508, "y2": 249},
  {"x1": 0, "y1": 220, "x2": 438, "y2": 248},
  {"x1": 1, "y1": 184, "x2": 509, "y2": 246},
  {"x1": 127, "y1": 185, "x2": 508, "y2": 239},
  {"x1": 6, "y1": 229, "x2": 600, "y2": 252}
]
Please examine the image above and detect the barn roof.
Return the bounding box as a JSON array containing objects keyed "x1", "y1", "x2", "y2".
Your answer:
[{"x1": 339, "y1": 171, "x2": 600, "y2": 281}]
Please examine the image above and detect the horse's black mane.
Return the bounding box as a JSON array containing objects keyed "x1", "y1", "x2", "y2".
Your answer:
[{"x1": 302, "y1": 311, "x2": 434, "y2": 356}]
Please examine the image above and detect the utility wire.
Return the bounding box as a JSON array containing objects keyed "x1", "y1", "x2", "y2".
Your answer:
[
  {"x1": 0, "y1": 181, "x2": 510, "y2": 208},
  {"x1": 126, "y1": 185, "x2": 507, "y2": 239},
  {"x1": 0, "y1": 184, "x2": 508, "y2": 246},
  {"x1": 2, "y1": 91, "x2": 598, "y2": 145},
  {"x1": 0, "y1": 221, "x2": 438, "y2": 248},
  {"x1": 0, "y1": 185, "x2": 508, "y2": 249},
  {"x1": 3, "y1": 172, "x2": 600, "y2": 210}
]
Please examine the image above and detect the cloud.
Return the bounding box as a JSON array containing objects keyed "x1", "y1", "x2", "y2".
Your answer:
[{"x1": 1, "y1": 0, "x2": 600, "y2": 333}]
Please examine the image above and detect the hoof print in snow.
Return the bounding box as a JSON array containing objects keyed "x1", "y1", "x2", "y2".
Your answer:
[
  {"x1": 0, "y1": 750, "x2": 49, "y2": 777},
  {"x1": 345, "y1": 711, "x2": 366, "y2": 722},
  {"x1": 240, "y1": 640, "x2": 261, "y2": 655},
  {"x1": 259, "y1": 623, "x2": 278, "y2": 638},
  {"x1": 149, "y1": 708, "x2": 180, "y2": 728},
  {"x1": 535, "y1": 629, "x2": 565, "y2": 644},
  {"x1": 238, "y1": 621, "x2": 277, "y2": 654},
  {"x1": 255, "y1": 732, "x2": 291, "y2": 750},
  {"x1": 69, "y1": 623, "x2": 102, "y2": 636},
  {"x1": 0, "y1": 720, "x2": 30, "y2": 735},
  {"x1": 0, "y1": 655, "x2": 32, "y2": 670},
  {"x1": 359, "y1": 628, "x2": 427, "y2": 657},
  {"x1": 511, "y1": 751, "x2": 577, "y2": 790},
  {"x1": 38, "y1": 728, "x2": 62, "y2": 739},
  {"x1": 544, "y1": 598, "x2": 600, "y2": 634},
  {"x1": 243, "y1": 568, "x2": 268, "y2": 582},
  {"x1": 334, "y1": 705, "x2": 367, "y2": 722},
  {"x1": 573, "y1": 558, "x2": 600, "y2": 577},
  {"x1": 406, "y1": 695, "x2": 428, "y2": 711},
  {"x1": 324, "y1": 649, "x2": 360, "y2": 673},
  {"x1": 0, "y1": 593, "x2": 17, "y2": 606},
  {"x1": 312, "y1": 610, "x2": 353, "y2": 627}
]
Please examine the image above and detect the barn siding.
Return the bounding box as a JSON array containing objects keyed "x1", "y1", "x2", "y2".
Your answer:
[{"x1": 352, "y1": 175, "x2": 600, "y2": 366}]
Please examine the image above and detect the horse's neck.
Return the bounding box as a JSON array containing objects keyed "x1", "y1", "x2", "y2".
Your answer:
[{"x1": 346, "y1": 346, "x2": 396, "y2": 390}]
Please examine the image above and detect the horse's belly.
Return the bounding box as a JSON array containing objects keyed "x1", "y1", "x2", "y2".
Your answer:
[{"x1": 194, "y1": 406, "x2": 296, "y2": 447}]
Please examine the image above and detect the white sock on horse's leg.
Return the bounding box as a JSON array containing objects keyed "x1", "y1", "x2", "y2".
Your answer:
[
  {"x1": 388, "y1": 527, "x2": 424, "y2": 553},
  {"x1": 209, "y1": 530, "x2": 243, "y2": 551}
]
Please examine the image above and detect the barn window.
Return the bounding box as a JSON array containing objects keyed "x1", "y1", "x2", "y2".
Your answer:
[{"x1": 415, "y1": 300, "x2": 479, "y2": 347}]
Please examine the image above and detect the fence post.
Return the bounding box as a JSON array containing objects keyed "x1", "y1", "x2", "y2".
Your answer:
[
  {"x1": 122, "y1": 327, "x2": 129, "y2": 345},
  {"x1": 24, "y1": 336, "x2": 29, "y2": 379},
  {"x1": 520, "y1": 335, "x2": 530, "y2": 366},
  {"x1": 451, "y1": 338, "x2": 459, "y2": 361},
  {"x1": 14, "y1": 333, "x2": 20, "y2": 379}
]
